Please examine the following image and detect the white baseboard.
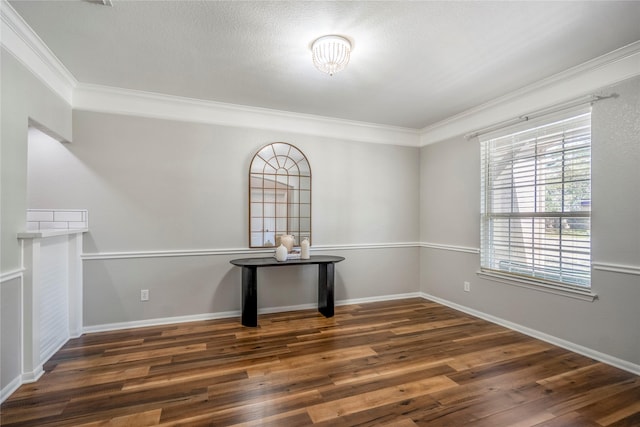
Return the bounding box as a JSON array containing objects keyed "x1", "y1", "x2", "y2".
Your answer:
[
  {"x1": 82, "y1": 292, "x2": 421, "y2": 334},
  {"x1": 82, "y1": 310, "x2": 241, "y2": 334},
  {"x1": 0, "y1": 376, "x2": 23, "y2": 404},
  {"x1": 420, "y1": 292, "x2": 640, "y2": 376},
  {"x1": 1, "y1": 366, "x2": 45, "y2": 404},
  {"x1": 337, "y1": 292, "x2": 422, "y2": 307},
  {"x1": 21, "y1": 366, "x2": 44, "y2": 384}
]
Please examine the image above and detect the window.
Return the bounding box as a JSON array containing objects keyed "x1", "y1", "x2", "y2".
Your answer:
[{"x1": 480, "y1": 109, "x2": 591, "y2": 289}]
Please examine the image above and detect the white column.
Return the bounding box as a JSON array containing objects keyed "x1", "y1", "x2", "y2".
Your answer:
[
  {"x1": 20, "y1": 238, "x2": 44, "y2": 382},
  {"x1": 68, "y1": 232, "x2": 83, "y2": 338}
]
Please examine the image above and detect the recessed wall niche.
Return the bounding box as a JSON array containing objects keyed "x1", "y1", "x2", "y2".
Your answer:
[
  {"x1": 249, "y1": 142, "x2": 311, "y2": 248},
  {"x1": 27, "y1": 125, "x2": 66, "y2": 210}
]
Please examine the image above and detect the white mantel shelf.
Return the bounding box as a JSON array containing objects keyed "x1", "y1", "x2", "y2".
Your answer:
[{"x1": 18, "y1": 228, "x2": 88, "y2": 239}]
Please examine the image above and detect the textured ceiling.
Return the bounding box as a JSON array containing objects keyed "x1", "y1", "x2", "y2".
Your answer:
[{"x1": 9, "y1": 1, "x2": 640, "y2": 129}]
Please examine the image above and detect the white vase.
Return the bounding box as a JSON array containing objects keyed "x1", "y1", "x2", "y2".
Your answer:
[
  {"x1": 275, "y1": 244, "x2": 288, "y2": 262},
  {"x1": 280, "y1": 234, "x2": 296, "y2": 252},
  {"x1": 301, "y1": 237, "x2": 310, "y2": 259}
]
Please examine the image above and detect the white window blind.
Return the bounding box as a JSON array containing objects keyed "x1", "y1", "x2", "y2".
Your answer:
[{"x1": 480, "y1": 109, "x2": 591, "y2": 288}]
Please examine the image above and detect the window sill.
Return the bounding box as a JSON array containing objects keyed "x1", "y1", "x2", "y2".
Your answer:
[{"x1": 476, "y1": 270, "x2": 598, "y2": 302}]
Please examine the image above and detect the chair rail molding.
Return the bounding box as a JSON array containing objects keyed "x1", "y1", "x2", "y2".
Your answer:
[
  {"x1": 0, "y1": 268, "x2": 25, "y2": 284},
  {"x1": 81, "y1": 242, "x2": 422, "y2": 260},
  {"x1": 420, "y1": 242, "x2": 480, "y2": 254},
  {"x1": 592, "y1": 262, "x2": 640, "y2": 276}
]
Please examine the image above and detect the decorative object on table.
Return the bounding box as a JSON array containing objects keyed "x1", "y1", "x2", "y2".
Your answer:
[
  {"x1": 301, "y1": 237, "x2": 310, "y2": 259},
  {"x1": 275, "y1": 244, "x2": 288, "y2": 262},
  {"x1": 287, "y1": 248, "x2": 301, "y2": 260},
  {"x1": 280, "y1": 234, "x2": 296, "y2": 252},
  {"x1": 264, "y1": 239, "x2": 273, "y2": 247}
]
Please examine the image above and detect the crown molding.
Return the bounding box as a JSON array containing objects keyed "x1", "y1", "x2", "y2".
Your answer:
[
  {"x1": 1, "y1": 1, "x2": 417, "y2": 146},
  {"x1": 4, "y1": 0, "x2": 638, "y2": 148},
  {"x1": 72, "y1": 83, "x2": 421, "y2": 147},
  {"x1": 419, "y1": 40, "x2": 640, "y2": 146},
  {"x1": 0, "y1": 0, "x2": 77, "y2": 104}
]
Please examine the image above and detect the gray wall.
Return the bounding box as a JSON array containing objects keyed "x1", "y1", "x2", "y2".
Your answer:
[
  {"x1": 1, "y1": 49, "x2": 72, "y2": 271},
  {"x1": 4, "y1": 42, "x2": 639, "y2": 399},
  {"x1": 0, "y1": 48, "x2": 72, "y2": 392},
  {"x1": 420, "y1": 75, "x2": 640, "y2": 366},
  {"x1": 28, "y1": 110, "x2": 420, "y2": 327}
]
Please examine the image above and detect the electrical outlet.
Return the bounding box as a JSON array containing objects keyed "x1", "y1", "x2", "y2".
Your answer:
[
  {"x1": 140, "y1": 289, "x2": 149, "y2": 301},
  {"x1": 464, "y1": 281, "x2": 470, "y2": 292}
]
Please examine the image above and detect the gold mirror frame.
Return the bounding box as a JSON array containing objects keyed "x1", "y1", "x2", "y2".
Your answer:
[{"x1": 249, "y1": 142, "x2": 311, "y2": 248}]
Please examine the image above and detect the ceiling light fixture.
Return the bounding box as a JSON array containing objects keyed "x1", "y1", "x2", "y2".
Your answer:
[{"x1": 311, "y1": 35, "x2": 351, "y2": 76}]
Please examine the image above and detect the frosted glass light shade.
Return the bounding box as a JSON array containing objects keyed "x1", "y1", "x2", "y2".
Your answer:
[{"x1": 311, "y1": 35, "x2": 351, "y2": 76}]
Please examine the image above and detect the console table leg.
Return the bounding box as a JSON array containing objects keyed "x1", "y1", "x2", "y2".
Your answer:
[
  {"x1": 241, "y1": 266, "x2": 258, "y2": 327},
  {"x1": 318, "y1": 263, "x2": 335, "y2": 318}
]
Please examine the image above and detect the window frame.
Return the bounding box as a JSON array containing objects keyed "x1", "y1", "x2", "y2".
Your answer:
[{"x1": 479, "y1": 108, "x2": 596, "y2": 300}]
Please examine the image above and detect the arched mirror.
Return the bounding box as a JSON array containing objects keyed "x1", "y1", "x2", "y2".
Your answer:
[{"x1": 249, "y1": 142, "x2": 311, "y2": 248}]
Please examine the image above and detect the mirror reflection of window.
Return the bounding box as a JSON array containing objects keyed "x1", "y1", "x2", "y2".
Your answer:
[{"x1": 249, "y1": 143, "x2": 311, "y2": 248}]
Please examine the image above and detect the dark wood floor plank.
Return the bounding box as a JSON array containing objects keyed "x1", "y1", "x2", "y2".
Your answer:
[
  {"x1": 307, "y1": 375, "x2": 458, "y2": 423},
  {"x1": 2, "y1": 298, "x2": 638, "y2": 426},
  {"x1": 584, "y1": 384, "x2": 640, "y2": 426},
  {"x1": 532, "y1": 411, "x2": 602, "y2": 427}
]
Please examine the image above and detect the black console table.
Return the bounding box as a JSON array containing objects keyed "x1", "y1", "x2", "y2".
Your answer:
[{"x1": 230, "y1": 255, "x2": 345, "y2": 327}]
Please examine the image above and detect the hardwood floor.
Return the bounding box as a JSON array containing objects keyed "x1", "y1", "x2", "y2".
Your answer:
[{"x1": 2, "y1": 298, "x2": 639, "y2": 426}]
